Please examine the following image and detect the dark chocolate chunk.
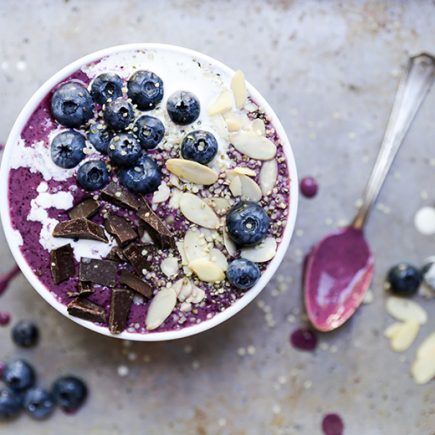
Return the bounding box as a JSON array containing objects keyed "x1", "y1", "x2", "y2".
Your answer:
[
  {"x1": 67, "y1": 298, "x2": 106, "y2": 323},
  {"x1": 68, "y1": 198, "x2": 100, "y2": 220},
  {"x1": 109, "y1": 288, "x2": 133, "y2": 334},
  {"x1": 119, "y1": 270, "x2": 153, "y2": 298},
  {"x1": 106, "y1": 246, "x2": 126, "y2": 262},
  {"x1": 122, "y1": 243, "x2": 155, "y2": 276},
  {"x1": 101, "y1": 181, "x2": 143, "y2": 211},
  {"x1": 104, "y1": 214, "x2": 138, "y2": 247},
  {"x1": 137, "y1": 202, "x2": 175, "y2": 249},
  {"x1": 53, "y1": 218, "x2": 108, "y2": 243},
  {"x1": 50, "y1": 244, "x2": 75, "y2": 284},
  {"x1": 79, "y1": 258, "x2": 117, "y2": 287},
  {"x1": 67, "y1": 281, "x2": 94, "y2": 298}
]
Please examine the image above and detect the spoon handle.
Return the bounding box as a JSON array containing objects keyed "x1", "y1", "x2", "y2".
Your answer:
[{"x1": 352, "y1": 53, "x2": 435, "y2": 230}]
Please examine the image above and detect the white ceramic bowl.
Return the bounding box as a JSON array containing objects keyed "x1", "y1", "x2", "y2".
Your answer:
[{"x1": 0, "y1": 43, "x2": 298, "y2": 341}]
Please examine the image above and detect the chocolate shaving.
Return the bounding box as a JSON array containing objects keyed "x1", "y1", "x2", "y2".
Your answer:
[
  {"x1": 119, "y1": 270, "x2": 153, "y2": 299},
  {"x1": 67, "y1": 298, "x2": 106, "y2": 323},
  {"x1": 101, "y1": 181, "x2": 143, "y2": 211},
  {"x1": 122, "y1": 243, "x2": 155, "y2": 276},
  {"x1": 53, "y1": 218, "x2": 108, "y2": 243},
  {"x1": 109, "y1": 288, "x2": 133, "y2": 334},
  {"x1": 67, "y1": 281, "x2": 94, "y2": 298},
  {"x1": 50, "y1": 244, "x2": 75, "y2": 284},
  {"x1": 106, "y1": 246, "x2": 126, "y2": 262},
  {"x1": 79, "y1": 258, "x2": 117, "y2": 287},
  {"x1": 104, "y1": 214, "x2": 138, "y2": 247},
  {"x1": 68, "y1": 198, "x2": 100, "y2": 220},
  {"x1": 137, "y1": 202, "x2": 175, "y2": 249}
]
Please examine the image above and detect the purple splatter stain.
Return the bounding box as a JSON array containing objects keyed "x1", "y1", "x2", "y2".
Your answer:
[
  {"x1": 0, "y1": 264, "x2": 20, "y2": 297},
  {"x1": 300, "y1": 176, "x2": 318, "y2": 198},
  {"x1": 0, "y1": 143, "x2": 4, "y2": 151},
  {"x1": 322, "y1": 413, "x2": 344, "y2": 435},
  {"x1": 290, "y1": 327, "x2": 318, "y2": 351},
  {"x1": 0, "y1": 312, "x2": 11, "y2": 326}
]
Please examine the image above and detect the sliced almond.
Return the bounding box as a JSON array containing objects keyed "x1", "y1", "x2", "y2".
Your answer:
[
  {"x1": 169, "y1": 188, "x2": 183, "y2": 209},
  {"x1": 251, "y1": 118, "x2": 266, "y2": 136},
  {"x1": 145, "y1": 287, "x2": 177, "y2": 330},
  {"x1": 161, "y1": 256, "x2": 179, "y2": 278},
  {"x1": 179, "y1": 301, "x2": 192, "y2": 312},
  {"x1": 166, "y1": 159, "x2": 218, "y2": 185},
  {"x1": 208, "y1": 90, "x2": 233, "y2": 116},
  {"x1": 230, "y1": 131, "x2": 276, "y2": 160},
  {"x1": 187, "y1": 283, "x2": 206, "y2": 303},
  {"x1": 231, "y1": 70, "x2": 247, "y2": 109},
  {"x1": 209, "y1": 248, "x2": 228, "y2": 271},
  {"x1": 239, "y1": 175, "x2": 262, "y2": 202},
  {"x1": 184, "y1": 229, "x2": 208, "y2": 263},
  {"x1": 171, "y1": 278, "x2": 184, "y2": 295},
  {"x1": 259, "y1": 160, "x2": 278, "y2": 196},
  {"x1": 189, "y1": 258, "x2": 225, "y2": 282},
  {"x1": 390, "y1": 320, "x2": 420, "y2": 352},
  {"x1": 176, "y1": 241, "x2": 188, "y2": 266},
  {"x1": 384, "y1": 322, "x2": 403, "y2": 339},
  {"x1": 177, "y1": 278, "x2": 193, "y2": 302},
  {"x1": 179, "y1": 193, "x2": 220, "y2": 229},
  {"x1": 417, "y1": 331, "x2": 435, "y2": 359},
  {"x1": 411, "y1": 347, "x2": 435, "y2": 384},
  {"x1": 241, "y1": 237, "x2": 277, "y2": 263},
  {"x1": 229, "y1": 176, "x2": 242, "y2": 196},
  {"x1": 211, "y1": 114, "x2": 229, "y2": 140},
  {"x1": 223, "y1": 227, "x2": 237, "y2": 257},
  {"x1": 207, "y1": 197, "x2": 231, "y2": 215},
  {"x1": 152, "y1": 182, "x2": 170, "y2": 203},
  {"x1": 386, "y1": 296, "x2": 427, "y2": 325},
  {"x1": 224, "y1": 112, "x2": 251, "y2": 131},
  {"x1": 226, "y1": 166, "x2": 257, "y2": 179}
]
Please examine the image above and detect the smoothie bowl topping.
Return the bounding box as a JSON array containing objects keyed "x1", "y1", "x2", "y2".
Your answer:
[{"x1": 2, "y1": 46, "x2": 295, "y2": 338}]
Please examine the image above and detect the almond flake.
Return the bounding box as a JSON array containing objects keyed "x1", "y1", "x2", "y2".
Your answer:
[
  {"x1": 211, "y1": 114, "x2": 229, "y2": 140},
  {"x1": 239, "y1": 175, "x2": 262, "y2": 202},
  {"x1": 411, "y1": 332, "x2": 435, "y2": 384},
  {"x1": 209, "y1": 248, "x2": 228, "y2": 271},
  {"x1": 223, "y1": 228, "x2": 237, "y2": 257},
  {"x1": 231, "y1": 70, "x2": 247, "y2": 109},
  {"x1": 416, "y1": 331, "x2": 435, "y2": 359},
  {"x1": 208, "y1": 90, "x2": 233, "y2": 116},
  {"x1": 390, "y1": 319, "x2": 420, "y2": 352},
  {"x1": 207, "y1": 197, "x2": 231, "y2": 215},
  {"x1": 179, "y1": 193, "x2": 220, "y2": 229},
  {"x1": 224, "y1": 112, "x2": 251, "y2": 131},
  {"x1": 226, "y1": 166, "x2": 257, "y2": 179},
  {"x1": 241, "y1": 237, "x2": 277, "y2": 263},
  {"x1": 166, "y1": 159, "x2": 218, "y2": 185},
  {"x1": 230, "y1": 131, "x2": 276, "y2": 160},
  {"x1": 145, "y1": 287, "x2": 177, "y2": 330},
  {"x1": 176, "y1": 241, "x2": 189, "y2": 266},
  {"x1": 152, "y1": 182, "x2": 170, "y2": 203},
  {"x1": 384, "y1": 322, "x2": 403, "y2": 339},
  {"x1": 189, "y1": 258, "x2": 225, "y2": 282},
  {"x1": 184, "y1": 229, "x2": 209, "y2": 263},
  {"x1": 161, "y1": 256, "x2": 179, "y2": 278},
  {"x1": 251, "y1": 118, "x2": 266, "y2": 136},
  {"x1": 169, "y1": 188, "x2": 183, "y2": 209},
  {"x1": 386, "y1": 296, "x2": 427, "y2": 325},
  {"x1": 259, "y1": 160, "x2": 278, "y2": 196},
  {"x1": 229, "y1": 176, "x2": 242, "y2": 196},
  {"x1": 187, "y1": 283, "x2": 206, "y2": 303}
]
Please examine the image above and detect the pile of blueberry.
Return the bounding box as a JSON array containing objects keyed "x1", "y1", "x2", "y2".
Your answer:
[
  {"x1": 49, "y1": 71, "x2": 218, "y2": 194},
  {"x1": 0, "y1": 321, "x2": 87, "y2": 421}
]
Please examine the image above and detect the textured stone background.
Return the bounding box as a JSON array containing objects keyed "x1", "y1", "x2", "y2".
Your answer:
[{"x1": 1, "y1": 1, "x2": 435, "y2": 434}]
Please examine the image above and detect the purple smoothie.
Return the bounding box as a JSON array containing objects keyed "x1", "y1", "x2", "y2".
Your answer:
[{"x1": 6, "y1": 51, "x2": 292, "y2": 335}]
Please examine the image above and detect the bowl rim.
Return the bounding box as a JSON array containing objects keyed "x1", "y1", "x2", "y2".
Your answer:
[{"x1": 0, "y1": 43, "x2": 299, "y2": 341}]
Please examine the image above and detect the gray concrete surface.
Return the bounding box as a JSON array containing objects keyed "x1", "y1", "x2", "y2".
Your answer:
[{"x1": 1, "y1": 1, "x2": 435, "y2": 434}]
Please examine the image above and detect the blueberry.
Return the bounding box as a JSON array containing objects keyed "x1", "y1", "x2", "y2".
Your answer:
[
  {"x1": 181, "y1": 130, "x2": 218, "y2": 164},
  {"x1": 52, "y1": 376, "x2": 87, "y2": 412},
  {"x1": 119, "y1": 154, "x2": 161, "y2": 194},
  {"x1": 3, "y1": 360, "x2": 36, "y2": 392},
  {"x1": 0, "y1": 389, "x2": 22, "y2": 420},
  {"x1": 23, "y1": 388, "x2": 55, "y2": 420},
  {"x1": 134, "y1": 115, "x2": 165, "y2": 149},
  {"x1": 77, "y1": 160, "x2": 109, "y2": 191},
  {"x1": 90, "y1": 73, "x2": 123, "y2": 104},
  {"x1": 87, "y1": 122, "x2": 113, "y2": 154},
  {"x1": 51, "y1": 130, "x2": 86, "y2": 168},
  {"x1": 226, "y1": 201, "x2": 270, "y2": 246},
  {"x1": 387, "y1": 263, "x2": 421, "y2": 297},
  {"x1": 11, "y1": 320, "x2": 39, "y2": 348},
  {"x1": 167, "y1": 91, "x2": 200, "y2": 125},
  {"x1": 227, "y1": 258, "x2": 261, "y2": 290},
  {"x1": 104, "y1": 98, "x2": 134, "y2": 130},
  {"x1": 127, "y1": 70, "x2": 164, "y2": 110},
  {"x1": 51, "y1": 82, "x2": 94, "y2": 128},
  {"x1": 107, "y1": 133, "x2": 141, "y2": 167}
]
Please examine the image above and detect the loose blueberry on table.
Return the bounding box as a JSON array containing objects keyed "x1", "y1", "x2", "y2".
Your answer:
[
  {"x1": 11, "y1": 320, "x2": 39, "y2": 348},
  {"x1": 10, "y1": 52, "x2": 290, "y2": 335}
]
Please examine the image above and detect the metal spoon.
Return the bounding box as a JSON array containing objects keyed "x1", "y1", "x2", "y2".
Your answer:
[{"x1": 304, "y1": 53, "x2": 435, "y2": 332}]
